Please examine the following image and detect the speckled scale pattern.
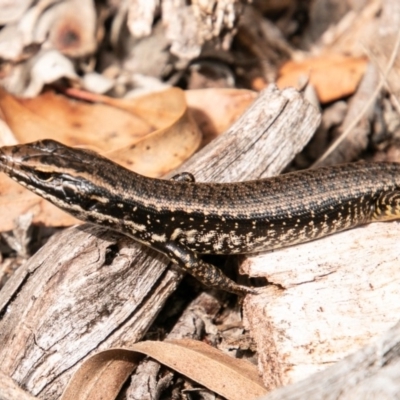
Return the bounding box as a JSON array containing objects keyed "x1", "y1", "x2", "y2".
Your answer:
[{"x1": 1, "y1": 139, "x2": 400, "y2": 295}]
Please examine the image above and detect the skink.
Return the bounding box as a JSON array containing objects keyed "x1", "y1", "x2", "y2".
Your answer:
[{"x1": 1, "y1": 139, "x2": 400, "y2": 295}]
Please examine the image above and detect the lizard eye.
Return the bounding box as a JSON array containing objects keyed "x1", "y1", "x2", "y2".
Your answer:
[{"x1": 34, "y1": 171, "x2": 54, "y2": 182}]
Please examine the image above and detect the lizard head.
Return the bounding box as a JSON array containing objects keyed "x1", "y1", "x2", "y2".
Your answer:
[{"x1": 0, "y1": 139, "x2": 122, "y2": 217}]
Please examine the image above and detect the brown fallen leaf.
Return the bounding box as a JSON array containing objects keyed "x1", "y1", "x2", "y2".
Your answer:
[
  {"x1": 61, "y1": 339, "x2": 266, "y2": 400},
  {"x1": 100, "y1": 87, "x2": 203, "y2": 175},
  {"x1": 2, "y1": 87, "x2": 195, "y2": 154},
  {"x1": 13, "y1": 91, "x2": 152, "y2": 149},
  {"x1": 277, "y1": 54, "x2": 367, "y2": 103},
  {"x1": 66, "y1": 86, "x2": 257, "y2": 154}
]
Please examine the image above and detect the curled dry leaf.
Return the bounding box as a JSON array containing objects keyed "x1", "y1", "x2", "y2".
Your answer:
[
  {"x1": 41, "y1": 0, "x2": 97, "y2": 57},
  {"x1": 0, "y1": 87, "x2": 201, "y2": 230},
  {"x1": 23, "y1": 50, "x2": 79, "y2": 98},
  {"x1": 100, "y1": 87, "x2": 202, "y2": 176},
  {"x1": 3, "y1": 89, "x2": 152, "y2": 148},
  {"x1": 0, "y1": 0, "x2": 96, "y2": 63},
  {"x1": 61, "y1": 339, "x2": 266, "y2": 400},
  {"x1": 277, "y1": 54, "x2": 367, "y2": 103}
]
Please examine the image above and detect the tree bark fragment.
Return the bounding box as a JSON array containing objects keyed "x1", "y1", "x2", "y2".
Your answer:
[{"x1": 259, "y1": 319, "x2": 400, "y2": 400}]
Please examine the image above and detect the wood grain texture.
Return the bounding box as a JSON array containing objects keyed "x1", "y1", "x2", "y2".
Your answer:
[
  {"x1": 243, "y1": 222, "x2": 400, "y2": 390},
  {"x1": 259, "y1": 319, "x2": 400, "y2": 400}
]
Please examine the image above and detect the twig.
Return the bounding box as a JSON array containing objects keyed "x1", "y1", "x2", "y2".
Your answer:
[
  {"x1": 312, "y1": 28, "x2": 400, "y2": 167},
  {"x1": 361, "y1": 42, "x2": 400, "y2": 116}
]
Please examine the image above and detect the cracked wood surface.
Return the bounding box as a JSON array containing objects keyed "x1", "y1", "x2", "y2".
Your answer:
[{"x1": 243, "y1": 221, "x2": 400, "y2": 390}]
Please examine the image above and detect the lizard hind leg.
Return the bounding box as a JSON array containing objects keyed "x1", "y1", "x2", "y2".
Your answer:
[{"x1": 160, "y1": 241, "x2": 256, "y2": 296}]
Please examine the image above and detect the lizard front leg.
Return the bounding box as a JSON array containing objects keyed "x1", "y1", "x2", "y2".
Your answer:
[
  {"x1": 154, "y1": 241, "x2": 256, "y2": 296},
  {"x1": 170, "y1": 172, "x2": 195, "y2": 182}
]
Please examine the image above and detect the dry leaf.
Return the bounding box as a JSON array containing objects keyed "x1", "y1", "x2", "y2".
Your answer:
[
  {"x1": 0, "y1": 0, "x2": 97, "y2": 96},
  {"x1": 23, "y1": 51, "x2": 80, "y2": 98},
  {"x1": 42, "y1": 0, "x2": 97, "y2": 57},
  {"x1": 277, "y1": 54, "x2": 367, "y2": 103},
  {"x1": 0, "y1": 89, "x2": 151, "y2": 148},
  {"x1": 61, "y1": 349, "x2": 142, "y2": 400},
  {"x1": 61, "y1": 339, "x2": 266, "y2": 400},
  {"x1": 100, "y1": 87, "x2": 202, "y2": 175}
]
